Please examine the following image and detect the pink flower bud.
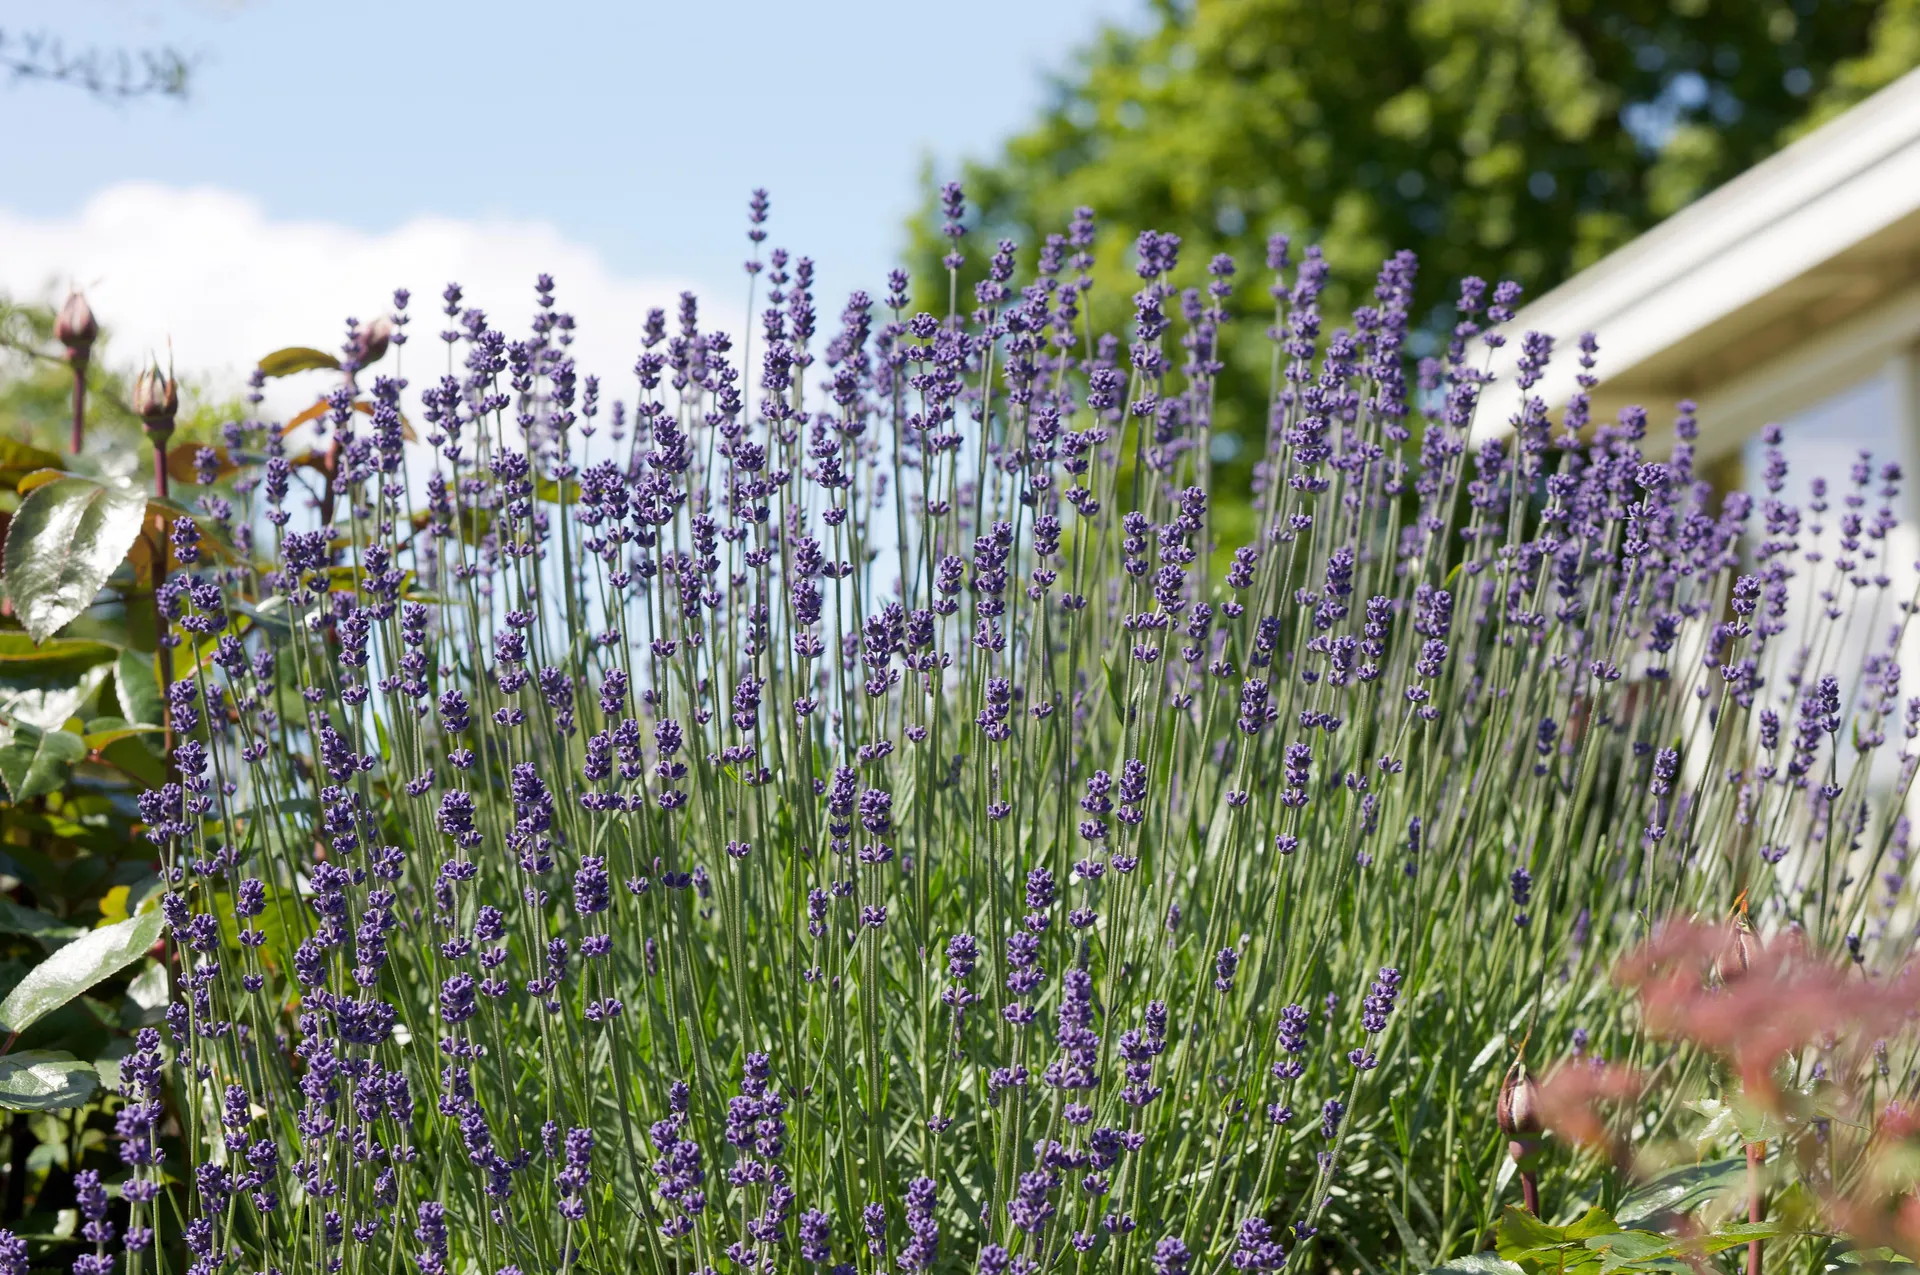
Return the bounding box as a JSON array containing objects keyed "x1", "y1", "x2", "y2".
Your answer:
[
  {"x1": 1715, "y1": 920, "x2": 1758, "y2": 985},
  {"x1": 132, "y1": 364, "x2": 179, "y2": 436},
  {"x1": 353, "y1": 315, "x2": 392, "y2": 368},
  {"x1": 1499, "y1": 1063, "x2": 1541, "y2": 1138},
  {"x1": 55, "y1": 290, "x2": 98, "y2": 359}
]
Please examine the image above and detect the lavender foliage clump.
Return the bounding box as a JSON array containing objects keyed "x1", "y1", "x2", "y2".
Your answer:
[{"x1": 123, "y1": 191, "x2": 1920, "y2": 1273}]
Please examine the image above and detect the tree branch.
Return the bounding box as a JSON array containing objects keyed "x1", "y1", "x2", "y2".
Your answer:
[{"x1": 0, "y1": 28, "x2": 190, "y2": 102}]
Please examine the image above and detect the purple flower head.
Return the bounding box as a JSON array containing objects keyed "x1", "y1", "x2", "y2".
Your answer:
[
  {"x1": 1360, "y1": 967, "x2": 1402, "y2": 1033},
  {"x1": 900, "y1": 1176, "x2": 939, "y2": 1270},
  {"x1": 574, "y1": 856, "x2": 611, "y2": 916},
  {"x1": 440, "y1": 974, "x2": 477, "y2": 1025},
  {"x1": 947, "y1": 934, "x2": 978, "y2": 980},
  {"x1": 599, "y1": 668, "x2": 629, "y2": 716},
  {"x1": 799, "y1": 1208, "x2": 832, "y2": 1265},
  {"x1": 1232, "y1": 1218, "x2": 1287, "y2": 1271},
  {"x1": 1651, "y1": 747, "x2": 1679, "y2": 796},
  {"x1": 1026, "y1": 867, "x2": 1055, "y2": 914},
  {"x1": 1215, "y1": 947, "x2": 1239, "y2": 993},
  {"x1": 1272, "y1": 1004, "x2": 1310, "y2": 1081},
  {"x1": 170, "y1": 515, "x2": 201, "y2": 566}
]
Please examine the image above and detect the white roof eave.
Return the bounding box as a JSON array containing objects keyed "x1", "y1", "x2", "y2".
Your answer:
[{"x1": 1471, "y1": 68, "x2": 1920, "y2": 448}]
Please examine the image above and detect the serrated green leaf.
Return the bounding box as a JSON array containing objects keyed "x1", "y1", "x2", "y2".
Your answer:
[
  {"x1": 0, "y1": 663, "x2": 108, "y2": 734},
  {"x1": 113, "y1": 649, "x2": 163, "y2": 729},
  {"x1": 1498, "y1": 1206, "x2": 1571, "y2": 1260},
  {"x1": 1687, "y1": 1099, "x2": 1741, "y2": 1153},
  {"x1": 257, "y1": 346, "x2": 340, "y2": 377},
  {"x1": 1587, "y1": 1232, "x2": 1674, "y2": 1257},
  {"x1": 0, "y1": 906, "x2": 166, "y2": 1035},
  {"x1": 1831, "y1": 1246, "x2": 1916, "y2": 1269},
  {"x1": 0, "y1": 439, "x2": 64, "y2": 491},
  {"x1": 0, "y1": 1051, "x2": 97, "y2": 1110},
  {"x1": 96, "y1": 736, "x2": 166, "y2": 788},
  {"x1": 0, "y1": 635, "x2": 119, "y2": 680},
  {"x1": 118, "y1": 960, "x2": 168, "y2": 1028},
  {"x1": 80, "y1": 717, "x2": 161, "y2": 751},
  {"x1": 1616, "y1": 1158, "x2": 1749, "y2": 1226},
  {"x1": 1586, "y1": 1229, "x2": 1679, "y2": 1274},
  {"x1": 2, "y1": 477, "x2": 148, "y2": 644},
  {"x1": 0, "y1": 727, "x2": 88, "y2": 803},
  {"x1": 1733, "y1": 1103, "x2": 1794, "y2": 1145},
  {"x1": 1418, "y1": 1255, "x2": 1526, "y2": 1275},
  {"x1": 1565, "y1": 1207, "x2": 1622, "y2": 1241},
  {"x1": 1597, "y1": 1255, "x2": 1690, "y2": 1275},
  {"x1": 0, "y1": 899, "x2": 84, "y2": 947},
  {"x1": 230, "y1": 597, "x2": 292, "y2": 640},
  {"x1": 1691, "y1": 1222, "x2": 1787, "y2": 1255}
]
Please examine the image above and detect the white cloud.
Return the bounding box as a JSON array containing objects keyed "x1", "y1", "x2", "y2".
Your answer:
[{"x1": 0, "y1": 183, "x2": 724, "y2": 413}]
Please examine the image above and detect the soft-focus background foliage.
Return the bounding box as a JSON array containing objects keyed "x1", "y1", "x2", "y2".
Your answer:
[
  {"x1": 920, "y1": 0, "x2": 1920, "y2": 316},
  {"x1": 910, "y1": 0, "x2": 1920, "y2": 485}
]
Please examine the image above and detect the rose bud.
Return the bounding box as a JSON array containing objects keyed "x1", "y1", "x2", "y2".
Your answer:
[
  {"x1": 353, "y1": 315, "x2": 392, "y2": 368},
  {"x1": 1499, "y1": 1062, "x2": 1542, "y2": 1138},
  {"x1": 57, "y1": 291, "x2": 100, "y2": 455},
  {"x1": 55, "y1": 291, "x2": 98, "y2": 363},
  {"x1": 1501, "y1": 1061, "x2": 1545, "y2": 1215},
  {"x1": 1715, "y1": 918, "x2": 1757, "y2": 986},
  {"x1": 132, "y1": 363, "x2": 179, "y2": 440}
]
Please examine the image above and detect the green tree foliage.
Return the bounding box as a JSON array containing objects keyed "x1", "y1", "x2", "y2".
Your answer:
[{"x1": 910, "y1": 0, "x2": 1920, "y2": 444}]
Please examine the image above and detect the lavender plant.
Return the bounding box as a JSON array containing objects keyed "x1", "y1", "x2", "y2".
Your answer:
[{"x1": 37, "y1": 189, "x2": 1920, "y2": 1275}]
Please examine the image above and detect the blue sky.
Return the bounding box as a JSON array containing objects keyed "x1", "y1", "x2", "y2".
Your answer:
[{"x1": 1, "y1": 0, "x2": 1138, "y2": 391}]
